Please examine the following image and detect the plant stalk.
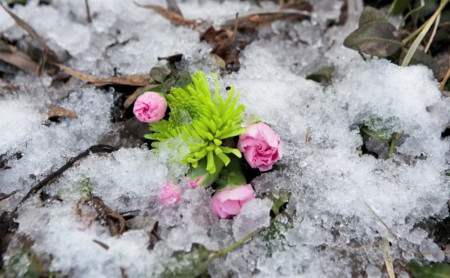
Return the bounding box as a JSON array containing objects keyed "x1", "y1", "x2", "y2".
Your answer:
[
  {"x1": 401, "y1": 0, "x2": 448, "y2": 66},
  {"x1": 209, "y1": 226, "x2": 266, "y2": 261}
]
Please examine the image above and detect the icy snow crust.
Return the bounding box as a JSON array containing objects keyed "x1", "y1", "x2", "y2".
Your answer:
[{"x1": 1, "y1": 0, "x2": 449, "y2": 277}]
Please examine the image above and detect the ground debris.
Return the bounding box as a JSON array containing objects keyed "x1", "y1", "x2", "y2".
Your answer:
[
  {"x1": 133, "y1": 0, "x2": 204, "y2": 27},
  {"x1": 77, "y1": 196, "x2": 126, "y2": 237},
  {"x1": 54, "y1": 63, "x2": 152, "y2": 86},
  {"x1": 47, "y1": 106, "x2": 78, "y2": 121},
  {"x1": 0, "y1": 1, "x2": 58, "y2": 75},
  {"x1": 0, "y1": 41, "x2": 38, "y2": 74}
]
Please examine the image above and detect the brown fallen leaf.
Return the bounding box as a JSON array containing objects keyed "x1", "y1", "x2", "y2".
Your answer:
[
  {"x1": 166, "y1": 0, "x2": 182, "y2": 16},
  {"x1": 47, "y1": 106, "x2": 78, "y2": 120},
  {"x1": 0, "y1": 1, "x2": 58, "y2": 75},
  {"x1": 0, "y1": 43, "x2": 38, "y2": 74},
  {"x1": 54, "y1": 63, "x2": 151, "y2": 86},
  {"x1": 133, "y1": 0, "x2": 202, "y2": 27},
  {"x1": 77, "y1": 196, "x2": 126, "y2": 236},
  {"x1": 222, "y1": 12, "x2": 311, "y2": 30},
  {"x1": 280, "y1": 0, "x2": 313, "y2": 12},
  {"x1": 201, "y1": 26, "x2": 234, "y2": 44},
  {"x1": 211, "y1": 14, "x2": 242, "y2": 72},
  {"x1": 0, "y1": 78, "x2": 19, "y2": 91},
  {"x1": 123, "y1": 87, "x2": 144, "y2": 109}
]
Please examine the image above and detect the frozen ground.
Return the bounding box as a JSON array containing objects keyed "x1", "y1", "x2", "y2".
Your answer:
[{"x1": 1, "y1": 0, "x2": 449, "y2": 277}]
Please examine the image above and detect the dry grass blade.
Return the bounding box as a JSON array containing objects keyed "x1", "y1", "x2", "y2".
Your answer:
[
  {"x1": 0, "y1": 1, "x2": 55, "y2": 54},
  {"x1": 55, "y1": 63, "x2": 151, "y2": 86},
  {"x1": 424, "y1": 13, "x2": 440, "y2": 53},
  {"x1": 439, "y1": 64, "x2": 450, "y2": 91},
  {"x1": 133, "y1": 1, "x2": 201, "y2": 26},
  {"x1": 401, "y1": 0, "x2": 448, "y2": 66},
  {"x1": 84, "y1": 0, "x2": 92, "y2": 23},
  {"x1": 364, "y1": 201, "x2": 400, "y2": 242},
  {"x1": 92, "y1": 239, "x2": 109, "y2": 250},
  {"x1": 0, "y1": 43, "x2": 38, "y2": 74},
  {"x1": 305, "y1": 128, "x2": 310, "y2": 147},
  {"x1": 222, "y1": 12, "x2": 310, "y2": 30},
  {"x1": 48, "y1": 106, "x2": 79, "y2": 119},
  {"x1": 381, "y1": 238, "x2": 396, "y2": 278},
  {"x1": 124, "y1": 87, "x2": 144, "y2": 109},
  {"x1": 166, "y1": 0, "x2": 182, "y2": 16}
]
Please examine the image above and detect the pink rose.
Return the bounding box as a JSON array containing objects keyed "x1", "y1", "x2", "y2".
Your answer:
[
  {"x1": 158, "y1": 181, "x2": 181, "y2": 206},
  {"x1": 133, "y1": 92, "x2": 167, "y2": 123},
  {"x1": 210, "y1": 184, "x2": 255, "y2": 219},
  {"x1": 187, "y1": 177, "x2": 203, "y2": 189},
  {"x1": 237, "y1": 122, "x2": 282, "y2": 171}
]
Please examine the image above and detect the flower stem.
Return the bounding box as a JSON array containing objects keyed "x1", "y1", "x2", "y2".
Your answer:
[
  {"x1": 209, "y1": 226, "x2": 266, "y2": 261},
  {"x1": 386, "y1": 0, "x2": 398, "y2": 19}
]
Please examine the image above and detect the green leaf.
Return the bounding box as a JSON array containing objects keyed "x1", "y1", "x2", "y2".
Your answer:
[
  {"x1": 306, "y1": 66, "x2": 335, "y2": 85},
  {"x1": 4, "y1": 249, "x2": 43, "y2": 278},
  {"x1": 360, "y1": 126, "x2": 392, "y2": 143},
  {"x1": 159, "y1": 244, "x2": 212, "y2": 278},
  {"x1": 268, "y1": 191, "x2": 292, "y2": 215},
  {"x1": 175, "y1": 70, "x2": 191, "y2": 87},
  {"x1": 409, "y1": 261, "x2": 450, "y2": 278},
  {"x1": 148, "y1": 71, "x2": 246, "y2": 174},
  {"x1": 391, "y1": 0, "x2": 412, "y2": 15},
  {"x1": 0, "y1": 39, "x2": 11, "y2": 53},
  {"x1": 359, "y1": 6, "x2": 385, "y2": 27},
  {"x1": 344, "y1": 21, "x2": 402, "y2": 57},
  {"x1": 215, "y1": 158, "x2": 247, "y2": 190},
  {"x1": 187, "y1": 158, "x2": 224, "y2": 188},
  {"x1": 262, "y1": 216, "x2": 293, "y2": 257},
  {"x1": 400, "y1": 48, "x2": 434, "y2": 71},
  {"x1": 142, "y1": 84, "x2": 166, "y2": 94},
  {"x1": 78, "y1": 177, "x2": 93, "y2": 196},
  {"x1": 150, "y1": 66, "x2": 171, "y2": 84}
]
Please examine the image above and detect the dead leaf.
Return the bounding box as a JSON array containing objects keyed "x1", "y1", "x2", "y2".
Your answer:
[
  {"x1": 222, "y1": 12, "x2": 311, "y2": 30},
  {"x1": 166, "y1": 0, "x2": 182, "y2": 16},
  {"x1": 280, "y1": 0, "x2": 313, "y2": 12},
  {"x1": 77, "y1": 196, "x2": 126, "y2": 236},
  {"x1": 0, "y1": 1, "x2": 58, "y2": 75},
  {"x1": 0, "y1": 191, "x2": 17, "y2": 201},
  {"x1": 0, "y1": 43, "x2": 38, "y2": 74},
  {"x1": 54, "y1": 63, "x2": 151, "y2": 86},
  {"x1": 201, "y1": 26, "x2": 234, "y2": 44},
  {"x1": 157, "y1": 53, "x2": 183, "y2": 63},
  {"x1": 133, "y1": 0, "x2": 202, "y2": 27},
  {"x1": 209, "y1": 14, "x2": 242, "y2": 72},
  {"x1": 47, "y1": 106, "x2": 78, "y2": 120},
  {"x1": 0, "y1": 78, "x2": 19, "y2": 91},
  {"x1": 123, "y1": 87, "x2": 143, "y2": 109},
  {"x1": 381, "y1": 238, "x2": 396, "y2": 278}
]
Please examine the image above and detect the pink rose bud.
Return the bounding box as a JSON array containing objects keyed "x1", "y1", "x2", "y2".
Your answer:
[
  {"x1": 187, "y1": 177, "x2": 203, "y2": 189},
  {"x1": 158, "y1": 181, "x2": 181, "y2": 206},
  {"x1": 237, "y1": 122, "x2": 282, "y2": 172},
  {"x1": 186, "y1": 158, "x2": 224, "y2": 189},
  {"x1": 133, "y1": 92, "x2": 167, "y2": 123},
  {"x1": 210, "y1": 184, "x2": 255, "y2": 219}
]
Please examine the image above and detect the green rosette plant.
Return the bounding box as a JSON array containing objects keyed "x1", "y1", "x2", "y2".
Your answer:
[{"x1": 145, "y1": 71, "x2": 246, "y2": 174}]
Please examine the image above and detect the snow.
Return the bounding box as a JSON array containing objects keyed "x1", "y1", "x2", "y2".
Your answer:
[
  {"x1": 1, "y1": 0, "x2": 449, "y2": 277},
  {"x1": 232, "y1": 198, "x2": 272, "y2": 240}
]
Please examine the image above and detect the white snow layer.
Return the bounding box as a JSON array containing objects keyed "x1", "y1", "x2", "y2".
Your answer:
[{"x1": 1, "y1": 0, "x2": 449, "y2": 277}]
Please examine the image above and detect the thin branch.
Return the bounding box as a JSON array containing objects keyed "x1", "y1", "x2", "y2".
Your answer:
[{"x1": 84, "y1": 0, "x2": 92, "y2": 23}]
